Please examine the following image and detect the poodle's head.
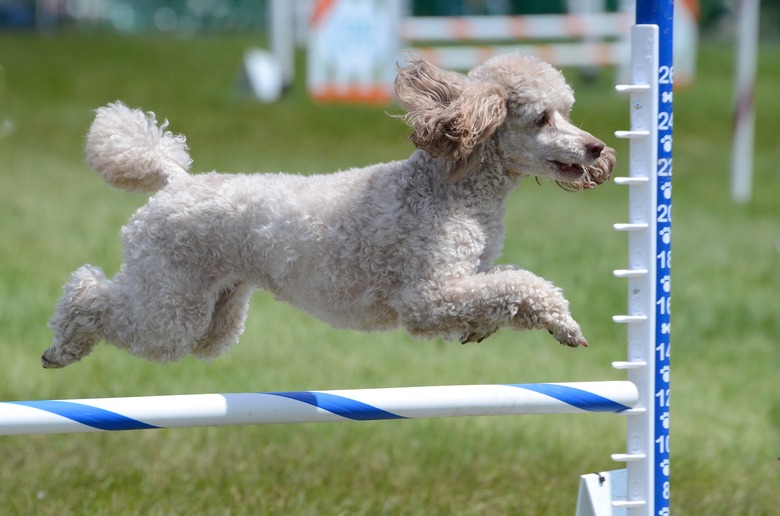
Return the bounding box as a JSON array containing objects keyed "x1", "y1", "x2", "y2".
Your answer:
[{"x1": 395, "y1": 53, "x2": 615, "y2": 189}]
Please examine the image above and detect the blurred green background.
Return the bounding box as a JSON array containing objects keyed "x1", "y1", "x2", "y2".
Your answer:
[{"x1": 1, "y1": 1, "x2": 779, "y2": 514}]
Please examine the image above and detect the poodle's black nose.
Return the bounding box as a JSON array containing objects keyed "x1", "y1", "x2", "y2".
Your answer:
[{"x1": 586, "y1": 140, "x2": 605, "y2": 159}]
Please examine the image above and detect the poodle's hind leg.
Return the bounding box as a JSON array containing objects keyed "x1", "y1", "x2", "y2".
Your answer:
[
  {"x1": 43, "y1": 266, "x2": 113, "y2": 368},
  {"x1": 44, "y1": 266, "x2": 222, "y2": 367},
  {"x1": 192, "y1": 283, "x2": 254, "y2": 360}
]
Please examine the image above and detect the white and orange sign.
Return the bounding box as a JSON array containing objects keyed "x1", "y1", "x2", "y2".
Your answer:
[{"x1": 307, "y1": 0, "x2": 400, "y2": 103}]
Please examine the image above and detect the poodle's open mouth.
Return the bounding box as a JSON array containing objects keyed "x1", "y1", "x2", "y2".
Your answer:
[{"x1": 549, "y1": 160, "x2": 585, "y2": 178}]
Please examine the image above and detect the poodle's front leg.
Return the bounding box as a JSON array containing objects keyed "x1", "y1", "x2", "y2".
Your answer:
[{"x1": 404, "y1": 267, "x2": 587, "y2": 347}]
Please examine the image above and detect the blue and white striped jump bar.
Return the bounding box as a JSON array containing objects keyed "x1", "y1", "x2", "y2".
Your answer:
[{"x1": 0, "y1": 381, "x2": 637, "y2": 435}]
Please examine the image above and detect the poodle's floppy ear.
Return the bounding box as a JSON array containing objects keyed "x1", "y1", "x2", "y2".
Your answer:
[{"x1": 395, "y1": 57, "x2": 507, "y2": 179}]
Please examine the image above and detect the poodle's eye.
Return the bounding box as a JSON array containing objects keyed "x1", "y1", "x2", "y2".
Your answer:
[{"x1": 535, "y1": 112, "x2": 550, "y2": 127}]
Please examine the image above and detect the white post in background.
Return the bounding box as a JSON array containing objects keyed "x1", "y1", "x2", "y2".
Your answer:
[
  {"x1": 730, "y1": 0, "x2": 760, "y2": 203},
  {"x1": 241, "y1": 0, "x2": 293, "y2": 102},
  {"x1": 270, "y1": 0, "x2": 296, "y2": 88}
]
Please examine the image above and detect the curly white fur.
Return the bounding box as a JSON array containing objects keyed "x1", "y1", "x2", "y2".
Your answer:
[{"x1": 44, "y1": 54, "x2": 615, "y2": 368}]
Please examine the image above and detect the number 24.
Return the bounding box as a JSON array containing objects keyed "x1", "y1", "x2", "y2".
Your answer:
[{"x1": 658, "y1": 112, "x2": 673, "y2": 131}]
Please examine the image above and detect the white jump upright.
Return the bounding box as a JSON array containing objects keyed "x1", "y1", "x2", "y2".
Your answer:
[
  {"x1": 633, "y1": 4, "x2": 672, "y2": 515},
  {"x1": 578, "y1": 1, "x2": 672, "y2": 514}
]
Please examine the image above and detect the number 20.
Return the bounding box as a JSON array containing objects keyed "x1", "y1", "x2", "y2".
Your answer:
[{"x1": 657, "y1": 205, "x2": 671, "y2": 223}]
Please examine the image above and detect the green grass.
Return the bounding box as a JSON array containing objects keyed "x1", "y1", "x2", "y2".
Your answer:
[{"x1": 1, "y1": 32, "x2": 779, "y2": 514}]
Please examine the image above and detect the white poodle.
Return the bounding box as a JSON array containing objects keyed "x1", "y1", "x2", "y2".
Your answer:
[{"x1": 43, "y1": 53, "x2": 615, "y2": 368}]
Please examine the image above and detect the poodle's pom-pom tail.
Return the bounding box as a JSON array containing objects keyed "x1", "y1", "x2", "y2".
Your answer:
[{"x1": 85, "y1": 102, "x2": 192, "y2": 193}]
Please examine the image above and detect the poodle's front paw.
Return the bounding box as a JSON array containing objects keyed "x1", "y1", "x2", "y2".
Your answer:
[
  {"x1": 549, "y1": 317, "x2": 588, "y2": 348},
  {"x1": 41, "y1": 345, "x2": 81, "y2": 369}
]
